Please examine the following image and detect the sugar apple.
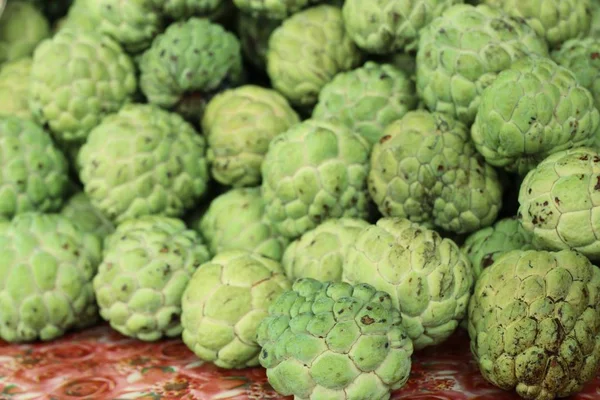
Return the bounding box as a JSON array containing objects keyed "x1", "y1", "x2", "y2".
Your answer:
[
  {"x1": 139, "y1": 17, "x2": 244, "y2": 122},
  {"x1": 518, "y1": 147, "x2": 600, "y2": 260},
  {"x1": 257, "y1": 278, "x2": 414, "y2": 399},
  {"x1": 282, "y1": 218, "x2": 370, "y2": 283},
  {"x1": 462, "y1": 216, "x2": 534, "y2": 279},
  {"x1": 0, "y1": 116, "x2": 70, "y2": 220},
  {"x1": 77, "y1": 104, "x2": 210, "y2": 223},
  {"x1": 416, "y1": 4, "x2": 549, "y2": 125},
  {"x1": 471, "y1": 56, "x2": 600, "y2": 176},
  {"x1": 261, "y1": 119, "x2": 371, "y2": 240},
  {"x1": 343, "y1": 217, "x2": 473, "y2": 350},
  {"x1": 342, "y1": 0, "x2": 463, "y2": 54},
  {"x1": 29, "y1": 29, "x2": 137, "y2": 144},
  {"x1": 196, "y1": 187, "x2": 288, "y2": 261},
  {"x1": 237, "y1": 13, "x2": 281, "y2": 71},
  {"x1": 312, "y1": 61, "x2": 418, "y2": 147},
  {"x1": 202, "y1": 85, "x2": 300, "y2": 187},
  {"x1": 0, "y1": 1, "x2": 50, "y2": 64},
  {"x1": 181, "y1": 250, "x2": 290, "y2": 369},
  {"x1": 468, "y1": 249, "x2": 600, "y2": 400},
  {"x1": 267, "y1": 4, "x2": 363, "y2": 108},
  {"x1": 0, "y1": 58, "x2": 32, "y2": 120},
  {"x1": 59, "y1": 192, "x2": 114, "y2": 241},
  {"x1": 369, "y1": 110, "x2": 503, "y2": 234},
  {"x1": 94, "y1": 216, "x2": 210, "y2": 341},
  {"x1": 161, "y1": 0, "x2": 228, "y2": 20},
  {"x1": 0, "y1": 212, "x2": 102, "y2": 342},
  {"x1": 233, "y1": 0, "x2": 327, "y2": 20}
]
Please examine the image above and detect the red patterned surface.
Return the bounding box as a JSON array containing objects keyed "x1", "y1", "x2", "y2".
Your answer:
[{"x1": 0, "y1": 324, "x2": 598, "y2": 400}]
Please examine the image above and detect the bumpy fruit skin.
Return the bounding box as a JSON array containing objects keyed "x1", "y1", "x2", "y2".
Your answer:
[
  {"x1": 282, "y1": 218, "x2": 370, "y2": 282},
  {"x1": 237, "y1": 13, "x2": 281, "y2": 70},
  {"x1": 139, "y1": 18, "x2": 244, "y2": 122},
  {"x1": 161, "y1": 0, "x2": 225, "y2": 20},
  {"x1": 343, "y1": 217, "x2": 473, "y2": 350},
  {"x1": 257, "y1": 279, "x2": 414, "y2": 399},
  {"x1": 30, "y1": 29, "x2": 137, "y2": 144},
  {"x1": 94, "y1": 216, "x2": 209, "y2": 341},
  {"x1": 0, "y1": 117, "x2": 70, "y2": 220},
  {"x1": 0, "y1": 212, "x2": 102, "y2": 342},
  {"x1": 0, "y1": 2, "x2": 50, "y2": 63},
  {"x1": 342, "y1": 0, "x2": 463, "y2": 54},
  {"x1": 0, "y1": 58, "x2": 32, "y2": 120},
  {"x1": 518, "y1": 147, "x2": 600, "y2": 260},
  {"x1": 312, "y1": 62, "x2": 418, "y2": 147},
  {"x1": 202, "y1": 85, "x2": 300, "y2": 187},
  {"x1": 77, "y1": 104, "x2": 210, "y2": 223},
  {"x1": 369, "y1": 111, "x2": 503, "y2": 234},
  {"x1": 462, "y1": 217, "x2": 533, "y2": 279},
  {"x1": 233, "y1": 0, "x2": 326, "y2": 19},
  {"x1": 267, "y1": 5, "x2": 363, "y2": 108},
  {"x1": 468, "y1": 249, "x2": 600, "y2": 400},
  {"x1": 471, "y1": 56, "x2": 600, "y2": 175},
  {"x1": 181, "y1": 250, "x2": 290, "y2": 369},
  {"x1": 261, "y1": 119, "x2": 371, "y2": 240},
  {"x1": 416, "y1": 4, "x2": 549, "y2": 125},
  {"x1": 60, "y1": 192, "x2": 114, "y2": 241},
  {"x1": 485, "y1": 0, "x2": 592, "y2": 48},
  {"x1": 198, "y1": 187, "x2": 288, "y2": 261}
]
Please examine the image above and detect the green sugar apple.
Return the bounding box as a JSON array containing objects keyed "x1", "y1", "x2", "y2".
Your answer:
[
  {"x1": 233, "y1": 0, "x2": 327, "y2": 20},
  {"x1": 369, "y1": 110, "x2": 503, "y2": 234},
  {"x1": 29, "y1": 29, "x2": 137, "y2": 144},
  {"x1": 267, "y1": 4, "x2": 363, "y2": 108},
  {"x1": 139, "y1": 17, "x2": 244, "y2": 122},
  {"x1": 0, "y1": 1, "x2": 50, "y2": 64},
  {"x1": 343, "y1": 217, "x2": 473, "y2": 350},
  {"x1": 342, "y1": 0, "x2": 464, "y2": 54},
  {"x1": 59, "y1": 192, "x2": 114, "y2": 241},
  {"x1": 237, "y1": 13, "x2": 281, "y2": 71},
  {"x1": 77, "y1": 104, "x2": 210, "y2": 223},
  {"x1": 518, "y1": 147, "x2": 600, "y2": 260},
  {"x1": 0, "y1": 212, "x2": 102, "y2": 342},
  {"x1": 196, "y1": 187, "x2": 288, "y2": 261},
  {"x1": 161, "y1": 0, "x2": 228, "y2": 20},
  {"x1": 0, "y1": 57, "x2": 32, "y2": 120},
  {"x1": 261, "y1": 119, "x2": 371, "y2": 240},
  {"x1": 468, "y1": 249, "x2": 600, "y2": 399},
  {"x1": 257, "y1": 278, "x2": 414, "y2": 399},
  {"x1": 312, "y1": 61, "x2": 418, "y2": 147},
  {"x1": 282, "y1": 218, "x2": 370, "y2": 282},
  {"x1": 181, "y1": 250, "x2": 290, "y2": 369},
  {"x1": 416, "y1": 4, "x2": 549, "y2": 125},
  {"x1": 471, "y1": 56, "x2": 600, "y2": 175},
  {"x1": 202, "y1": 85, "x2": 300, "y2": 187},
  {"x1": 94, "y1": 216, "x2": 210, "y2": 341},
  {"x1": 0, "y1": 116, "x2": 70, "y2": 220}
]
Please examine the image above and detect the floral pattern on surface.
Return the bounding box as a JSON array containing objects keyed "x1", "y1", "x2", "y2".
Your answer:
[{"x1": 0, "y1": 324, "x2": 598, "y2": 399}]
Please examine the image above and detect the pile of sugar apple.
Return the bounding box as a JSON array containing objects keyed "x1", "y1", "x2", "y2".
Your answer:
[{"x1": 2, "y1": 0, "x2": 600, "y2": 399}]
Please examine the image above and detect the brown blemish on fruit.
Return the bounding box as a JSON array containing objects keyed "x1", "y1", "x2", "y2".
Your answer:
[{"x1": 361, "y1": 315, "x2": 375, "y2": 325}]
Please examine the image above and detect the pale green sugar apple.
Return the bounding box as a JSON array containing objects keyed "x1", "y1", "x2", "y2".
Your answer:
[
  {"x1": 343, "y1": 217, "x2": 473, "y2": 350},
  {"x1": 551, "y1": 38, "x2": 600, "y2": 112},
  {"x1": 0, "y1": 116, "x2": 70, "y2": 220},
  {"x1": 462, "y1": 217, "x2": 533, "y2": 279},
  {"x1": 369, "y1": 110, "x2": 503, "y2": 234},
  {"x1": 77, "y1": 104, "x2": 210, "y2": 223},
  {"x1": 237, "y1": 13, "x2": 281, "y2": 70},
  {"x1": 282, "y1": 218, "x2": 370, "y2": 282},
  {"x1": 94, "y1": 216, "x2": 209, "y2": 341},
  {"x1": 261, "y1": 119, "x2": 371, "y2": 240},
  {"x1": 202, "y1": 85, "x2": 300, "y2": 187},
  {"x1": 468, "y1": 249, "x2": 600, "y2": 400},
  {"x1": 197, "y1": 187, "x2": 288, "y2": 261},
  {"x1": 312, "y1": 62, "x2": 418, "y2": 147},
  {"x1": 59, "y1": 192, "x2": 114, "y2": 241},
  {"x1": 342, "y1": 0, "x2": 464, "y2": 55},
  {"x1": 161, "y1": 0, "x2": 226, "y2": 20},
  {"x1": 267, "y1": 5, "x2": 363, "y2": 108},
  {"x1": 484, "y1": 0, "x2": 592, "y2": 48},
  {"x1": 518, "y1": 147, "x2": 600, "y2": 260},
  {"x1": 416, "y1": 4, "x2": 549, "y2": 125},
  {"x1": 0, "y1": 212, "x2": 102, "y2": 342},
  {"x1": 0, "y1": 58, "x2": 32, "y2": 120},
  {"x1": 29, "y1": 29, "x2": 137, "y2": 144},
  {"x1": 233, "y1": 0, "x2": 327, "y2": 20},
  {"x1": 257, "y1": 278, "x2": 414, "y2": 399},
  {"x1": 0, "y1": 2, "x2": 50, "y2": 63},
  {"x1": 471, "y1": 56, "x2": 600, "y2": 176},
  {"x1": 139, "y1": 17, "x2": 244, "y2": 122},
  {"x1": 181, "y1": 250, "x2": 290, "y2": 369}
]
